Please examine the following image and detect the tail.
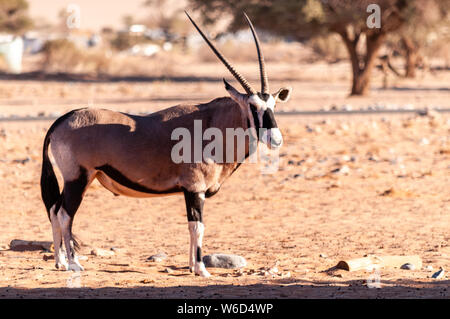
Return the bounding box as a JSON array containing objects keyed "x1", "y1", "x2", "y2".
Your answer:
[
  {"x1": 40, "y1": 128, "x2": 60, "y2": 221},
  {"x1": 40, "y1": 108, "x2": 83, "y2": 220}
]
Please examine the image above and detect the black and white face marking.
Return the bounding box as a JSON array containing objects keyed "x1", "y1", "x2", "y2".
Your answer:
[{"x1": 248, "y1": 94, "x2": 283, "y2": 149}]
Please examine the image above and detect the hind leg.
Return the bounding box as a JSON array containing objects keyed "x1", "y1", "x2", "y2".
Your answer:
[
  {"x1": 50, "y1": 203, "x2": 68, "y2": 270},
  {"x1": 57, "y1": 166, "x2": 94, "y2": 272}
]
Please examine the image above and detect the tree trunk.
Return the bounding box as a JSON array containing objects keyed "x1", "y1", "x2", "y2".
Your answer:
[
  {"x1": 401, "y1": 37, "x2": 418, "y2": 78},
  {"x1": 339, "y1": 30, "x2": 386, "y2": 96}
]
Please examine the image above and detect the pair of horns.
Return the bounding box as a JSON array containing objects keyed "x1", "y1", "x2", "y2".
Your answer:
[{"x1": 185, "y1": 11, "x2": 269, "y2": 95}]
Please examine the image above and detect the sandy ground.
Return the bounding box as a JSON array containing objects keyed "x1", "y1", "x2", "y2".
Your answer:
[{"x1": 0, "y1": 62, "x2": 449, "y2": 298}]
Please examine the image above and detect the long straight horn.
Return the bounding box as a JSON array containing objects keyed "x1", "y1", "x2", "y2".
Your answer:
[
  {"x1": 243, "y1": 13, "x2": 269, "y2": 95},
  {"x1": 185, "y1": 11, "x2": 256, "y2": 95}
]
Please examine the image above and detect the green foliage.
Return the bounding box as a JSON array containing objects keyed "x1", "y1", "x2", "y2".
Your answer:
[
  {"x1": 0, "y1": 0, "x2": 32, "y2": 34},
  {"x1": 189, "y1": 0, "x2": 427, "y2": 39}
]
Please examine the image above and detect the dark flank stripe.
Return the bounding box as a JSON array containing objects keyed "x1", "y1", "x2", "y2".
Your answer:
[{"x1": 95, "y1": 164, "x2": 181, "y2": 195}]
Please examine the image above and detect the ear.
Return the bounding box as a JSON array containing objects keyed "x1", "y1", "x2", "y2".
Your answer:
[
  {"x1": 223, "y1": 78, "x2": 244, "y2": 103},
  {"x1": 273, "y1": 87, "x2": 292, "y2": 103}
]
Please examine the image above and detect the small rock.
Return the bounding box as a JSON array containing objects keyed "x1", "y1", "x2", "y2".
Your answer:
[
  {"x1": 12, "y1": 157, "x2": 30, "y2": 165},
  {"x1": 91, "y1": 248, "x2": 115, "y2": 257},
  {"x1": 331, "y1": 165, "x2": 350, "y2": 175},
  {"x1": 424, "y1": 265, "x2": 434, "y2": 271},
  {"x1": 10, "y1": 240, "x2": 53, "y2": 252},
  {"x1": 400, "y1": 263, "x2": 415, "y2": 270},
  {"x1": 368, "y1": 155, "x2": 379, "y2": 162},
  {"x1": 320, "y1": 253, "x2": 328, "y2": 258},
  {"x1": 140, "y1": 279, "x2": 155, "y2": 284},
  {"x1": 164, "y1": 268, "x2": 174, "y2": 274},
  {"x1": 268, "y1": 266, "x2": 278, "y2": 275},
  {"x1": 305, "y1": 125, "x2": 314, "y2": 133},
  {"x1": 78, "y1": 255, "x2": 89, "y2": 261},
  {"x1": 432, "y1": 268, "x2": 445, "y2": 279},
  {"x1": 147, "y1": 252, "x2": 168, "y2": 262},
  {"x1": 420, "y1": 138, "x2": 430, "y2": 145},
  {"x1": 234, "y1": 268, "x2": 244, "y2": 276},
  {"x1": 341, "y1": 104, "x2": 352, "y2": 112},
  {"x1": 43, "y1": 254, "x2": 54, "y2": 261},
  {"x1": 203, "y1": 254, "x2": 247, "y2": 269}
]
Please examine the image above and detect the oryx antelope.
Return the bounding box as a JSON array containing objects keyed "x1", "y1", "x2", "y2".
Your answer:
[{"x1": 40, "y1": 12, "x2": 292, "y2": 277}]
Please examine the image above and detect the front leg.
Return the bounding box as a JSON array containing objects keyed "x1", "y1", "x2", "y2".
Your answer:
[{"x1": 183, "y1": 190, "x2": 210, "y2": 278}]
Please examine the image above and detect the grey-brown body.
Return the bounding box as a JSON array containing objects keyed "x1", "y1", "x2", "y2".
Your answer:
[{"x1": 51, "y1": 98, "x2": 247, "y2": 198}]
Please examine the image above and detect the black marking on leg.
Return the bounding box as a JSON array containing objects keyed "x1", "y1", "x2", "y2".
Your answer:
[
  {"x1": 196, "y1": 247, "x2": 202, "y2": 263},
  {"x1": 95, "y1": 164, "x2": 181, "y2": 195},
  {"x1": 183, "y1": 189, "x2": 204, "y2": 222},
  {"x1": 60, "y1": 166, "x2": 89, "y2": 253}
]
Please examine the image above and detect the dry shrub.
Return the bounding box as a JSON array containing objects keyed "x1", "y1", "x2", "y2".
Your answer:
[
  {"x1": 41, "y1": 39, "x2": 112, "y2": 74},
  {"x1": 110, "y1": 33, "x2": 152, "y2": 51},
  {"x1": 197, "y1": 40, "x2": 256, "y2": 63},
  {"x1": 308, "y1": 34, "x2": 347, "y2": 62},
  {"x1": 196, "y1": 40, "x2": 309, "y2": 64}
]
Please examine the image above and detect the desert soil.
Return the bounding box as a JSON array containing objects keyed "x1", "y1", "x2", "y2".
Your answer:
[{"x1": 0, "y1": 61, "x2": 449, "y2": 298}]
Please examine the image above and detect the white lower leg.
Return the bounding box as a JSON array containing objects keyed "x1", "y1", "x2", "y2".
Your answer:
[
  {"x1": 58, "y1": 208, "x2": 84, "y2": 272},
  {"x1": 188, "y1": 221, "x2": 210, "y2": 277},
  {"x1": 188, "y1": 224, "x2": 195, "y2": 272},
  {"x1": 50, "y1": 206, "x2": 68, "y2": 270}
]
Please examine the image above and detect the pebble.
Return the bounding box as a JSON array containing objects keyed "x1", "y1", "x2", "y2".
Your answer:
[
  {"x1": 331, "y1": 165, "x2": 350, "y2": 175},
  {"x1": 12, "y1": 157, "x2": 30, "y2": 165},
  {"x1": 432, "y1": 268, "x2": 445, "y2": 279},
  {"x1": 43, "y1": 254, "x2": 54, "y2": 261},
  {"x1": 147, "y1": 252, "x2": 168, "y2": 262},
  {"x1": 90, "y1": 248, "x2": 115, "y2": 257},
  {"x1": 164, "y1": 268, "x2": 174, "y2": 274},
  {"x1": 424, "y1": 265, "x2": 434, "y2": 271},
  {"x1": 400, "y1": 263, "x2": 415, "y2": 270},
  {"x1": 203, "y1": 254, "x2": 247, "y2": 269},
  {"x1": 320, "y1": 253, "x2": 328, "y2": 258}
]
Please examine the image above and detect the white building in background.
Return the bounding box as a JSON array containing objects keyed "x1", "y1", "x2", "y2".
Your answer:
[{"x1": 0, "y1": 35, "x2": 24, "y2": 73}]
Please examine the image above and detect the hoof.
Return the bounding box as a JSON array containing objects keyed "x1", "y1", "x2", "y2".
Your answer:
[
  {"x1": 55, "y1": 258, "x2": 68, "y2": 271},
  {"x1": 55, "y1": 262, "x2": 68, "y2": 270},
  {"x1": 55, "y1": 250, "x2": 68, "y2": 270},
  {"x1": 67, "y1": 262, "x2": 84, "y2": 272},
  {"x1": 195, "y1": 262, "x2": 211, "y2": 278}
]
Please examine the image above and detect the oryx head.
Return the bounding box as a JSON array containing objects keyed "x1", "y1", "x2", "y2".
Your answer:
[{"x1": 186, "y1": 12, "x2": 292, "y2": 150}]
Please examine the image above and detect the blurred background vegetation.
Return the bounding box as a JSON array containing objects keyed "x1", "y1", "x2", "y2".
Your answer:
[{"x1": 0, "y1": 0, "x2": 448, "y2": 96}]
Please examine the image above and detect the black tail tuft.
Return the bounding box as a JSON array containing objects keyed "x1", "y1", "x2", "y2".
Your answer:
[
  {"x1": 40, "y1": 130, "x2": 60, "y2": 220},
  {"x1": 72, "y1": 234, "x2": 82, "y2": 252}
]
